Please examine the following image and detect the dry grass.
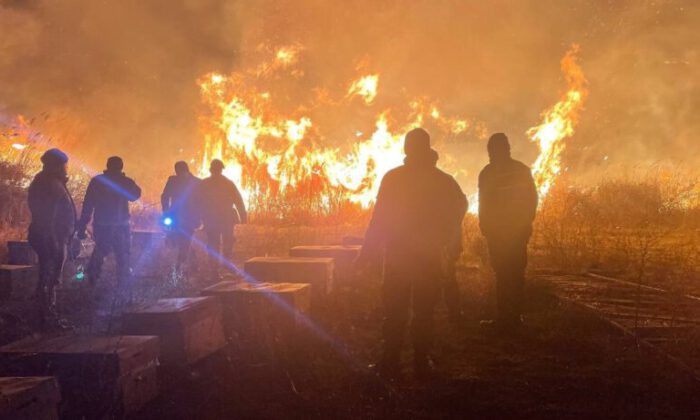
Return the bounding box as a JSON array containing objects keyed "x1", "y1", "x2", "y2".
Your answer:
[{"x1": 532, "y1": 172, "x2": 699, "y2": 293}]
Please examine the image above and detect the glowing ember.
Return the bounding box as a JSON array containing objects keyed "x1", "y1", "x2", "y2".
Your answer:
[{"x1": 11, "y1": 143, "x2": 26, "y2": 150}]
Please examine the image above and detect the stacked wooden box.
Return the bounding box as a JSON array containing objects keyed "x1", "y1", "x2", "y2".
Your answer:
[
  {"x1": 0, "y1": 335, "x2": 160, "y2": 418},
  {"x1": 122, "y1": 297, "x2": 226, "y2": 366},
  {"x1": 202, "y1": 281, "x2": 311, "y2": 337},
  {"x1": 243, "y1": 257, "x2": 333, "y2": 306},
  {"x1": 0, "y1": 376, "x2": 61, "y2": 420}
]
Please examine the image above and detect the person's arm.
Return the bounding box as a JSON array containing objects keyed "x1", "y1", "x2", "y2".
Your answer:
[
  {"x1": 77, "y1": 178, "x2": 97, "y2": 237},
  {"x1": 359, "y1": 174, "x2": 392, "y2": 261},
  {"x1": 161, "y1": 178, "x2": 173, "y2": 213},
  {"x1": 232, "y1": 182, "x2": 247, "y2": 224},
  {"x1": 124, "y1": 177, "x2": 141, "y2": 202}
]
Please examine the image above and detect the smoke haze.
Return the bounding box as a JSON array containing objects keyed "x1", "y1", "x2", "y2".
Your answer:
[{"x1": 1, "y1": 0, "x2": 697, "y2": 192}]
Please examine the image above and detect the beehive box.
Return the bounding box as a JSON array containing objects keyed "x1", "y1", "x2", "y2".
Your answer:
[
  {"x1": 0, "y1": 376, "x2": 61, "y2": 420},
  {"x1": 243, "y1": 257, "x2": 333, "y2": 304},
  {"x1": 7, "y1": 241, "x2": 38, "y2": 266},
  {"x1": 289, "y1": 245, "x2": 361, "y2": 278},
  {"x1": 0, "y1": 265, "x2": 37, "y2": 301},
  {"x1": 201, "y1": 281, "x2": 311, "y2": 338},
  {"x1": 0, "y1": 335, "x2": 160, "y2": 418},
  {"x1": 122, "y1": 297, "x2": 226, "y2": 366}
]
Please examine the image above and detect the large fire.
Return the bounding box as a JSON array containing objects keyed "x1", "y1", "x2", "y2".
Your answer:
[
  {"x1": 198, "y1": 44, "x2": 587, "y2": 217},
  {"x1": 1, "y1": 45, "x2": 586, "y2": 219}
]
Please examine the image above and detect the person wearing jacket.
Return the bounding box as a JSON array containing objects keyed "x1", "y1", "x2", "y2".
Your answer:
[
  {"x1": 356, "y1": 128, "x2": 466, "y2": 379},
  {"x1": 27, "y1": 148, "x2": 77, "y2": 328},
  {"x1": 161, "y1": 161, "x2": 201, "y2": 274},
  {"x1": 196, "y1": 159, "x2": 247, "y2": 277},
  {"x1": 478, "y1": 133, "x2": 538, "y2": 331},
  {"x1": 76, "y1": 156, "x2": 141, "y2": 289}
]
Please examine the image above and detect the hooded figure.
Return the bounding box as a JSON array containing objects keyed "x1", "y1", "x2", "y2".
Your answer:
[
  {"x1": 357, "y1": 128, "x2": 466, "y2": 379},
  {"x1": 27, "y1": 148, "x2": 77, "y2": 328},
  {"x1": 196, "y1": 159, "x2": 247, "y2": 277},
  {"x1": 161, "y1": 161, "x2": 201, "y2": 274},
  {"x1": 77, "y1": 156, "x2": 141, "y2": 289},
  {"x1": 478, "y1": 133, "x2": 538, "y2": 330}
]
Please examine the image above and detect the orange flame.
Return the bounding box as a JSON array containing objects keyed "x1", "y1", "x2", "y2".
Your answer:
[
  {"x1": 196, "y1": 48, "x2": 479, "y2": 217},
  {"x1": 527, "y1": 44, "x2": 588, "y2": 197}
]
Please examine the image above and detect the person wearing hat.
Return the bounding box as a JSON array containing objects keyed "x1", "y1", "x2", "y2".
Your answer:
[
  {"x1": 77, "y1": 156, "x2": 141, "y2": 292},
  {"x1": 478, "y1": 133, "x2": 538, "y2": 332},
  {"x1": 27, "y1": 148, "x2": 77, "y2": 329},
  {"x1": 161, "y1": 161, "x2": 201, "y2": 277},
  {"x1": 356, "y1": 128, "x2": 467, "y2": 379},
  {"x1": 195, "y1": 159, "x2": 247, "y2": 278}
]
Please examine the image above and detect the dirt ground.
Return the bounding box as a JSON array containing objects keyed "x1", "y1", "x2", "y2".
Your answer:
[{"x1": 2, "y1": 239, "x2": 700, "y2": 419}]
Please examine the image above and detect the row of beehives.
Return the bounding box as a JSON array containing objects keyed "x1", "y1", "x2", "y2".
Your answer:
[{"x1": 0, "y1": 239, "x2": 362, "y2": 419}]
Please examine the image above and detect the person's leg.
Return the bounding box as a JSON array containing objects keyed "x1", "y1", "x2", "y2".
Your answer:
[
  {"x1": 113, "y1": 226, "x2": 132, "y2": 299},
  {"x1": 381, "y1": 262, "x2": 411, "y2": 372},
  {"x1": 488, "y1": 237, "x2": 515, "y2": 325},
  {"x1": 221, "y1": 220, "x2": 235, "y2": 272},
  {"x1": 44, "y1": 244, "x2": 66, "y2": 318},
  {"x1": 411, "y1": 261, "x2": 441, "y2": 374},
  {"x1": 87, "y1": 225, "x2": 111, "y2": 287},
  {"x1": 442, "y1": 258, "x2": 462, "y2": 321},
  {"x1": 176, "y1": 228, "x2": 196, "y2": 274},
  {"x1": 29, "y1": 235, "x2": 50, "y2": 300},
  {"x1": 507, "y1": 238, "x2": 529, "y2": 323},
  {"x1": 205, "y1": 225, "x2": 222, "y2": 277}
]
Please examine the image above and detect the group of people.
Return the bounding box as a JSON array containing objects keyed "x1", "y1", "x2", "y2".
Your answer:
[
  {"x1": 356, "y1": 129, "x2": 537, "y2": 379},
  {"x1": 26, "y1": 128, "x2": 537, "y2": 381},
  {"x1": 27, "y1": 153, "x2": 247, "y2": 328}
]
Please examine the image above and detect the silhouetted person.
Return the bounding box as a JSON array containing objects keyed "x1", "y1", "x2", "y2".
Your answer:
[
  {"x1": 77, "y1": 156, "x2": 141, "y2": 292},
  {"x1": 27, "y1": 148, "x2": 76, "y2": 329},
  {"x1": 357, "y1": 128, "x2": 466, "y2": 379},
  {"x1": 161, "y1": 161, "x2": 201, "y2": 275},
  {"x1": 478, "y1": 133, "x2": 538, "y2": 331},
  {"x1": 197, "y1": 159, "x2": 247, "y2": 277}
]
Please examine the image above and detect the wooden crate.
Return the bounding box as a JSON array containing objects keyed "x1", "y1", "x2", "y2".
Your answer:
[
  {"x1": 201, "y1": 281, "x2": 311, "y2": 338},
  {"x1": 0, "y1": 335, "x2": 160, "y2": 418},
  {"x1": 289, "y1": 245, "x2": 361, "y2": 278},
  {"x1": 0, "y1": 265, "x2": 37, "y2": 301},
  {"x1": 0, "y1": 376, "x2": 61, "y2": 420},
  {"x1": 122, "y1": 297, "x2": 226, "y2": 366},
  {"x1": 7, "y1": 241, "x2": 38, "y2": 266},
  {"x1": 243, "y1": 257, "x2": 333, "y2": 304}
]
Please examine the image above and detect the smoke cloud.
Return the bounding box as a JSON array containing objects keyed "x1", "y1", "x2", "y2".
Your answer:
[{"x1": 0, "y1": 0, "x2": 697, "y2": 193}]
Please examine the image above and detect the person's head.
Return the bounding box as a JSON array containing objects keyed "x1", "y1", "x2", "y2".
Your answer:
[
  {"x1": 210, "y1": 159, "x2": 224, "y2": 176},
  {"x1": 404, "y1": 127, "x2": 432, "y2": 158},
  {"x1": 174, "y1": 161, "x2": 189, "y2": 176},
  {"x1": 40, "y1": 148, "x2": 68, "y2": 178},
  {"x1": 106, "y1": 156, "x2": 124, "y2": 173},
  {"x1": 487, "y1": 133, "x2": 511, "y2": 162}
]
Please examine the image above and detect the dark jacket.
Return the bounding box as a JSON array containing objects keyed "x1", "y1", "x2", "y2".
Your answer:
[
  {"x1": 362, "y1": 153, "x2": 466, "y2": 262},
  {"x1": 161, "y1": 173, "x2": 201, "y2": 229},
  {"x1": 27, "y1": 170, "x2": 77, "y2": 247},
  {"x1": 478, "y1": 157, "x2": 538, "y2": 239},
  {"x1": 197, "y1": 175, "x2": 247, "y2": 226},
  {"x1": 78, "y1": 171, "x2": 141, "y2": 228}
]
